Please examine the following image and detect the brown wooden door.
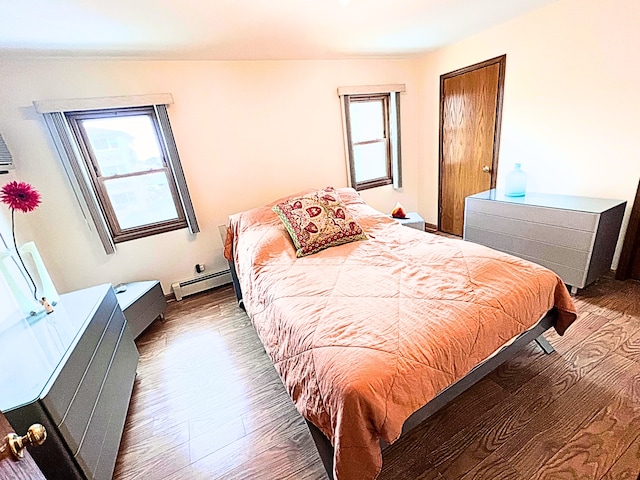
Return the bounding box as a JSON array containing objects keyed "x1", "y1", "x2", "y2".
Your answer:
[
  {"x1": 628, "y1": 237, "x2": 640, "y2": 279},
  {"x1": 0, "y1": 411, "x2": 46, "y2": 479},
  {"x1": 616, "y1": 178, "x2": 640, "y2": 281},
  {"x1": 439, "y1": 55, "x2": 506, "y2": 236}
]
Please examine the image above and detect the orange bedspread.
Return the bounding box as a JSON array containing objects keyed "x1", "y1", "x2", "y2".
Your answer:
[{"x1": 225, "y1": 188, "x2": 576, "y2": 480}]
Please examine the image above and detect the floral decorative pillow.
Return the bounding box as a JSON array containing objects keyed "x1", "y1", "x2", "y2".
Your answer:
[{"x1": 272, "y1": 187, "x2": 367, "y2": 257}]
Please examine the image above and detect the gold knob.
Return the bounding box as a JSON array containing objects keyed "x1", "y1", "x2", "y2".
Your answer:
[
  {"x1": 5, "y1": 424, "x2": 47, "y2": 459},
  {"x1": 482, "y1": 165, "x2": 491, "y2": 173}
]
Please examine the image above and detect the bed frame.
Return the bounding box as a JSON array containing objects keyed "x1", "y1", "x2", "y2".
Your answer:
[{"x1": 227, "y1": 258, "x2": 557, "y2": 479}]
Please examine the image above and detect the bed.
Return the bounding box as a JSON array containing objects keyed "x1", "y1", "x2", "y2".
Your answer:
[{"x1": 224, "y1": 186, "x2": 577, "y2": 480}]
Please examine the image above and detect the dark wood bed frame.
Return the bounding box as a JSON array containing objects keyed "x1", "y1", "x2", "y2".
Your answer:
[{"x1": 228, "y1": 258, "x2": 557, "y2": 479}]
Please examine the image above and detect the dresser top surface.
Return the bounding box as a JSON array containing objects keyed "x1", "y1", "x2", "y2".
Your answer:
[
  {"x1": 468, "y1": 189, "x2": 626, "y2": 213},
  {"x1": 115, "y1": 280, "x2": 160, "y2": 310},
  {"x1": 0, "y1": 284, "x2": 112, "y2": 412},
  {"x1": 390, "y1": 211, "x2": 424, "y2": 224}
]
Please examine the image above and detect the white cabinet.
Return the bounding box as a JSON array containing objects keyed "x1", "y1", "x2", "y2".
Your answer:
[
  {"x1": 116, "y1": 280, "x2": 166, "y2": 339},
  {"x1": 464, "y1": 190, "x2": 626, "y2": 294}
]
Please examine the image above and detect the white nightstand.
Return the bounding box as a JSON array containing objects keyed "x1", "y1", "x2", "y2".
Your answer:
[
  {"x1": 392, "y1": 211, "x2": 425, "y2": 231},
  {"x1": 115, "y1": 280, "x2": 167, "y2": 339}
]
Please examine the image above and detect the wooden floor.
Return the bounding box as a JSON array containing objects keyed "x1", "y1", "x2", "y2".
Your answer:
[{"x1": 113, "y1": 275, "x2": 640, "y2": 480}]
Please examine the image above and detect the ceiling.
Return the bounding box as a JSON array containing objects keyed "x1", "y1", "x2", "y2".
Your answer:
[{"x1": 0, "y1": 0, "x2": 556, "y2": 60}]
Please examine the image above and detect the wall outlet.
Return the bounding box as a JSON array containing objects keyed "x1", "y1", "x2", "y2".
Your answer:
[{"x1": 195, "y1": 263, "x2": 205, "y2": 274}]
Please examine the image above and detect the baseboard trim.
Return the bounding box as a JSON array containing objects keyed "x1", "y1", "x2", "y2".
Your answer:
[{"x1": 164, "y1": 281, "x2": 233, "y2": 304}]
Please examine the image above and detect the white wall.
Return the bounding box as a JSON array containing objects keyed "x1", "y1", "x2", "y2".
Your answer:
[
  {"x1": 2, "y1": 0, "x2": 637, "y2": 300},
  {"x1": 0, "y1": 58, "x2": 420, "y2": 294},
  {"x1": 416, "y1": 0, "x2": 640, "y2": 265}
]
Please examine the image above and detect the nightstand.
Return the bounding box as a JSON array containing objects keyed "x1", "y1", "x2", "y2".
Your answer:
[
  {"x1": 115, "y1": 280, "x2": 167, "y2": 339},
  {"x1": 392, "y1": 212, "x2": 425, "y2": 231}
]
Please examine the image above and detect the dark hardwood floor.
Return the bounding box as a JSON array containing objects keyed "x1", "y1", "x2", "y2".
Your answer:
[{"x1": 113, "y1": 274, "x2": 640, "y2": 480}]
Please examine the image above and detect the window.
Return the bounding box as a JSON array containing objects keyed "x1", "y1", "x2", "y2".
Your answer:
[
  {"x1": 35, "y1": 94, "x2": 199, "y2": 254},
  {"x1": 348, "y1": 95, "x2": 391, "y2": 189},
  {"x1": 339, "y1": 84, "x2": 404, "y2": 191},
  {"x1": 66, "y1": 106, "x2": 187, "y2": 243}
]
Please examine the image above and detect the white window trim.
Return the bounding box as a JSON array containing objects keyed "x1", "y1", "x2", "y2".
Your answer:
[
  {"x1": 338, "y1": 84, "x2": 405, "y2": 190},
  {"x1": 337, "y1": 84, "x2": 406, "y2": 96},
  {"x1": 34, "y1": 93, "x2": 174, "y2": 114},
  {"x1": 35, "y1": 94, "x2": 199, "y2": 255}
]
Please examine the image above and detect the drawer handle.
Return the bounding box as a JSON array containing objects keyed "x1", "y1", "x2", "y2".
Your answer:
[
  {"x1": 482, "y1": 165, "x2": 491, "y2": 173},
  {"x1": 5, "y1": 424, "x2": 47, "y2": 459}
]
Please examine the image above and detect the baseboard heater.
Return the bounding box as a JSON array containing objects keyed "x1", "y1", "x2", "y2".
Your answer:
[{"x1": 171, "y1": 269, "x2": 232, "y2": 301}]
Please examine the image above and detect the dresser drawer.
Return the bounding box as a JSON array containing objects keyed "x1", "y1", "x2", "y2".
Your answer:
[
  {"x1": 465, "y1": 211, "x2": 595, "y2": 251},
  {"x1": 466, "y1": 198, "x2": 599, "y2": 232},
  {"x1": 55, "y1": 306, "x2": 126, "y2": 455},
  {"x1": 511, "y1": 251, "x2": 586, "y2": 288},
  {"x1": 43, "y1": 289, "x2": 118, "y2": 426},
  {"x1": 75, "y1": 321, "x2": 138, "y2": 479},
  {"x1": 464, "y1": 226, "x2": 591, "y2": 272}
]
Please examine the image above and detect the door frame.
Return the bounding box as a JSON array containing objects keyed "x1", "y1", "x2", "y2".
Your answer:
[{"x1": 438, "y1": 54, "x2": 506, "y2": 232}]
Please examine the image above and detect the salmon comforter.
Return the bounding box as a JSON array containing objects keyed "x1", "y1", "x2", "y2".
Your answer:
[{"x1": 224, "y1": 187, "x2": 576, "y2": 480}]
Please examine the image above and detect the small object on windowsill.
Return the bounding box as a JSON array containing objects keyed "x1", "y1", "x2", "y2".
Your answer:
[
  {"x1": 40, "y1": 297, "x2": 54, "y2": 314},
  {"x1": 391, "y1": 202, "x2": 408, "y2": 219},
  {"x1": 114, "y1": 283, "x2": 127, "y2": 294}
]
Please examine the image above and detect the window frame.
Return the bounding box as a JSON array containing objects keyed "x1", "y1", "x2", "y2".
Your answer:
[
  {"x1": 339, "y1": 84, "x2": 404, "y2": 192},
  {"x1": 345, "y1": 94, "x2": 393, "y2": 190},
  {"x1": 35, "y1": 94, "x2": 199, "y2": 255},
  {"x1": 66, "y1": 106, "x2": 188, "y2": 243}
]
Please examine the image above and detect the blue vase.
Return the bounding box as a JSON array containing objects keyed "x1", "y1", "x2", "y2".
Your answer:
[{"x1": 505, "y1": 163, "x2": 527, "y2": 197}]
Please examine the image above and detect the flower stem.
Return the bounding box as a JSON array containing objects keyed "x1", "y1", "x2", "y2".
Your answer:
[{"x1": 11, "y1": 209, "x2": 39, "y2": 302}]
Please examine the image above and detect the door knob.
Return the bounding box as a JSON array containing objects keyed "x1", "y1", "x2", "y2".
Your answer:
[
  {"x1": 482, "y1": 165, "x2": 491, "y2": 173},
  {"x1": 5, "y1": 424, "x2": 47, "y2": 459}
]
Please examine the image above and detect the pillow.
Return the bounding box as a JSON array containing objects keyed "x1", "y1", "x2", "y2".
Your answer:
[{"x1": 272, "y1": 187, "x2": 367, "y2": 257}]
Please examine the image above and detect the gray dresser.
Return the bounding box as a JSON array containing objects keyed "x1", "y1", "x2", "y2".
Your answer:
[
  {"x1": 0, "y1": 284, "x2": 139, "y2": 479},
  {"x1": 464, "y1": 190, "x2": 626, "y2": 294}
]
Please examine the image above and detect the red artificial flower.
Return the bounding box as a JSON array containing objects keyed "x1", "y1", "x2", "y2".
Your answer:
[{"x1": 1, "y1": 181, "x2": 41, "y2": 213}]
